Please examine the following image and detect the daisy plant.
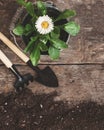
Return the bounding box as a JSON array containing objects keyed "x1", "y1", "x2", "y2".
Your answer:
[{"x1": 13, "y1": 0, "x2": 80, "y2": 66}]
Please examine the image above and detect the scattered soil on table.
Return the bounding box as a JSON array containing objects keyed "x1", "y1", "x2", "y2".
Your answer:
[{"x1": 0, "y1": 88, "x2": 104, "y2": 130}]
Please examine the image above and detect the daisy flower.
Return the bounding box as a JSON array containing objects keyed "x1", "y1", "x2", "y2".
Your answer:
[{"x1": 35, "y1": 15, "x2": 54, "y2": 34}]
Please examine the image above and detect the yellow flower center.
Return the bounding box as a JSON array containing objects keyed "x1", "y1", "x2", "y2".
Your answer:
[{"x1": 41, "y1": 21, "x2": 49, "y2": 29}]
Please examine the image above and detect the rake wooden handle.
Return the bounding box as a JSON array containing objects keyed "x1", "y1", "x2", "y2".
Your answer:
[
  {"x1": 0, "y1": 50, "x2": 23, "y2": 78},
  {"x1": 0, "y1": 32, "x2": 29, "y2": 63},
  {"x1": 0, "y1": 50, "x2": 12, "y2": 68}
]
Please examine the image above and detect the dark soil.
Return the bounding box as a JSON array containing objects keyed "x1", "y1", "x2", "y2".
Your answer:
[{"x1": 0, "y1": 88, "x2": 104, "y2": 130}]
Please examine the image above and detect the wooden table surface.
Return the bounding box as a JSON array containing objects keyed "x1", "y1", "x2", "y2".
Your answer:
[{"x1": 0, "y1": 0, "x2": 104, "y2": 105}]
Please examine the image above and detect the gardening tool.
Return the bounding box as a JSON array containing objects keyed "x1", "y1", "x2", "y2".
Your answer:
[
  {"x1": 0, "y1": 49, "x2": 33, "y2": 91},
  {"x1": 0, "y1": 32, "x2": 58, "y2": 87}
]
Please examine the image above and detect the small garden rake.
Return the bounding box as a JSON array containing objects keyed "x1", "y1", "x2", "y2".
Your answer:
[{"x1": 0, "y1": 50, "x2": 33, "y2": 91}]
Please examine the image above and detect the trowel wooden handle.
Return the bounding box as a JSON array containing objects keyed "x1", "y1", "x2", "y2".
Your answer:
[
  {"x1": 0, "y1": 32, "x2": 29, "y2": 63},
  {"x1": 0, "y1": 50, "x2": 13, "y2": 68}
]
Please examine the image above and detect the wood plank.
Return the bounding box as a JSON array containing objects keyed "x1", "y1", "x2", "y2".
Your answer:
[
  {"x1": 0, "y1": 0, "x2": 104, "y2": 64},
  {"x1": 0, "y1": 65, "x2": 104, "y2": 105}
]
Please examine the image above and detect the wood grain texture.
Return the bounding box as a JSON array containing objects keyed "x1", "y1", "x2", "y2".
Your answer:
[
  {"x1": 0, "y1": 0, "x2": 104, "y2": 64},
  {"x1": 0, "y1": 0, "x2": 104, "y2": 106},
  {"x1": 0, "y1": 1, "x2": 104, "y2": 129},
  {"x1": 0, "y1": 65, "x2": 104, "y2": 105}
]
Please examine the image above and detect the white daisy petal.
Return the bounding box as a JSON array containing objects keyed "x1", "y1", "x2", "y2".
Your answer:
[{"x1": 35, "y1": 15, "x2": 54, "y2": 34}]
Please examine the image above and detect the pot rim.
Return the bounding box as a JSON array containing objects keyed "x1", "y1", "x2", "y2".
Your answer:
[{"x1": 10, "y1": 1, "x2": 70, "y2": 52}]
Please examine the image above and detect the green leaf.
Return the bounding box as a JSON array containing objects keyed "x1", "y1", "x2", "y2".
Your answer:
[
  {"x1": 55, "y1": 9, "x2": 76, "y2": 21},
  {"x1": 24, "y1": 40, "x2": 34, "y2": 53},
  {"x1": 50, "y1": 38, "x2": 68, "y2": 49},
  {"x1": 37, "y1": 1, "x2": 47, "y2": 15},
  {"x1": 30, "y1": 36, "x2": 38, "y2": 41},
  {"x1": 39, "y1": 43, "x2": 48, "y2": 52},
  {"x1": 24, "y1": 24, "x2": 34, "y2": 36},
  {"x1": 48, "y1": 46, "x2": 60, "y2": 60},
  {"x1": 39, "y1": 37, "x2": 48, "y2": 45},
  {"x1": 51, "y1": 27, "x2": 60, "y2": 38},
  {"x1": 24, "y1": 36, "x2": 38, "y2": 53},
  {"x1": 13, "y1": 25, "x2": 24, "y2": 36},
  {"x1": 30, "y1": 44, "x2": 40, "y2": 66},
  {"x1": 26, "y1": 2, "x2": 35, "y2": 17},
  {"x1": 25, "y1": 24, "x2": 32, "y2": 31},
  {"x1": 63, "y1": 21, "x2": 80, "y2": 36},
  {"x1": 17, "y1": 0, "x2": 26, "y2": 6}
]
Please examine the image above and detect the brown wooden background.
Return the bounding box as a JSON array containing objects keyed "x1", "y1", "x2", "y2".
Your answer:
[{"x1": 0, "y1": 0, "x2": 104, "y2": 105}]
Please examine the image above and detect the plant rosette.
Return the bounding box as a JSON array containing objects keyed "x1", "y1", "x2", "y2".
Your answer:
[{"x1": 13, "y1": 0, "x2": 80, "y2": 66}]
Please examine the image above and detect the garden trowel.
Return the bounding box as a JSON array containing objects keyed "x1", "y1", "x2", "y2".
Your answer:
[{"x1": 0, "y1": 32, "x2": 58, "y2": 87}]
